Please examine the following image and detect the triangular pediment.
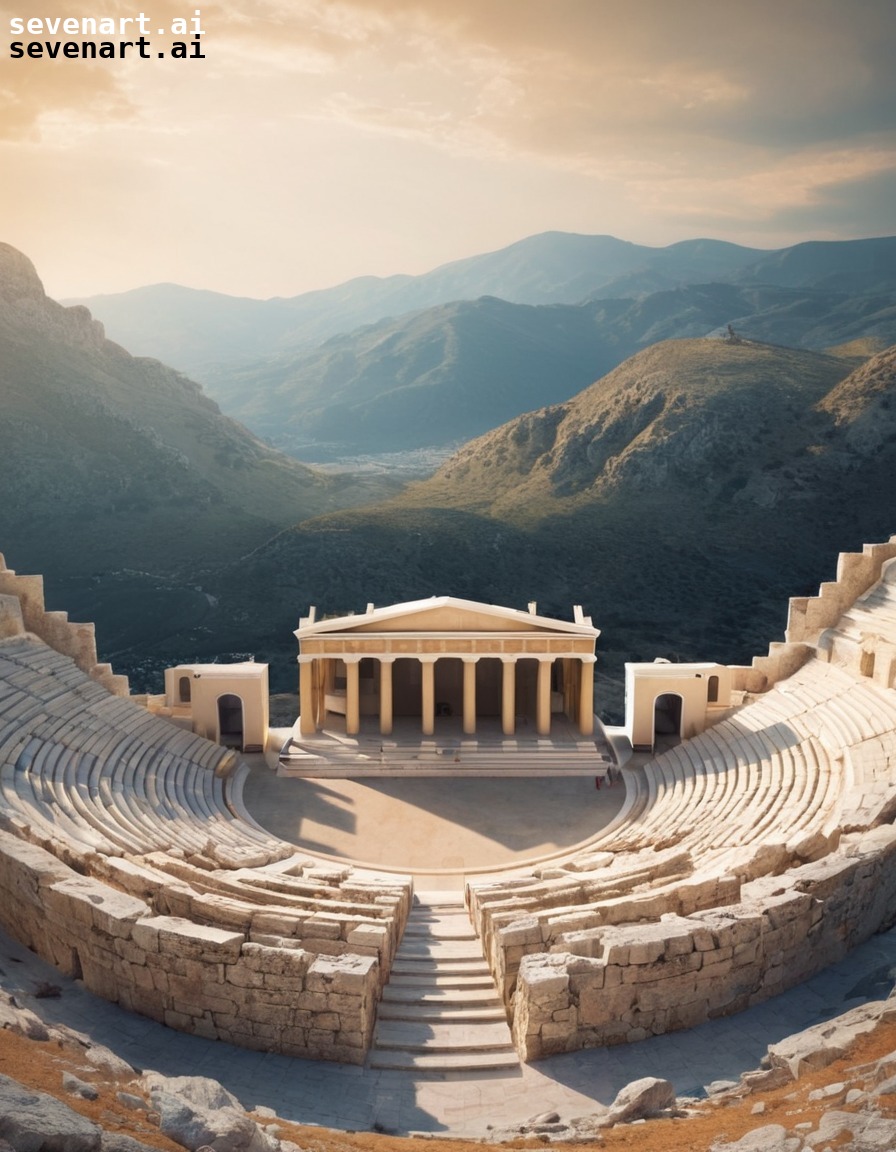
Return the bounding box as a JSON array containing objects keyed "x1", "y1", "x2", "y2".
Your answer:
[
  {"x1": 296, "y1": 596, "x2": 597, "y2": 639},
  {"x1": 350, "y1": 604, "x2": 543, "y2": 634}
]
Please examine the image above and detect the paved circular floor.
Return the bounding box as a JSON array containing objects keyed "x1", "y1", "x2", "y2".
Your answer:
[{"x1": 241, "y1": 766, "x2": 626, "y2": 881}]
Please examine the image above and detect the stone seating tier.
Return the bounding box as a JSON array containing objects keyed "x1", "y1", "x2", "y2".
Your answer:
[
  {"x1": 466, "y1": 545, "x2": 896, "y2": 1060},
  {"x1": 0, "y1": 633, "x2": 412, "y2": 1063},
  {"x1": 4, "y1": 539, "x2": 896, "y2": 1070},
  {"x1": 467, "y1": 665, "x2": 854, "y2": 977}
]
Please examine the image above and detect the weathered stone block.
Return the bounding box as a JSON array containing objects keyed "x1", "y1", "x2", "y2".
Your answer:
[
  {"x1": 305, "y1": 953, "x2": 377, "y2": 996},
  {"x1": 346, "y1": 924, "x2": 387, "y2": 950},
  {"x1": 499, "y1": 916, "x2": 543, "y2": 947},
  {"x1": 47, "y1": 877, "x2": 147, "y2": 938},
  {"x1": 520, "y1": 961, "x2": 569, "y2": 1002},
  {"x1": 240, "y1": 941, "x2": 310, "y2": 977},
  {"x1": 157, "y1": 917, "x2": 245, "y2": 963}
]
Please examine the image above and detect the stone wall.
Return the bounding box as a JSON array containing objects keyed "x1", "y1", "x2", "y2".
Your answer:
[
  {"x1": 512, "y1": 824, "x2": 896, "y2": 1060},
  {"x1": 0, "y1": 554, "x2": 128, "y2": 696},
  {"x1": 482, "y1": 864, "x2": 741, "y2": 1007},
  {"x1": 0, "y1": 829, "x2": 382, "y2": 1063},
  {"x1": 730, "y1": 537, "x2": 896, "y2": 693}
]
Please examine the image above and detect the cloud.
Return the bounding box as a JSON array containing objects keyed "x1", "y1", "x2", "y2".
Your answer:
[
  {"x1": 295, "y1": 0, "x2": 896, "y2": 233},
  {"x1": 6, "y1": 0, "x2": 894, "y2": 159},
  {"x1": 0, "y1": 48, "x2": 133, "y2": 140},
  {"x1": 2, "y1": 0, "x2": 894, "y2": 294}
]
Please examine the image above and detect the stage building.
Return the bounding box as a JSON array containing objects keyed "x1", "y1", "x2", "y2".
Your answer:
[{"x1": 294, "y1": 596, "x2": 600, "y2": 739}]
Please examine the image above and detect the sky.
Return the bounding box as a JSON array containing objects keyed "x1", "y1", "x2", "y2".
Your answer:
[{"x1": 1, "y1": 0, "x2": 895, "y2": 299}]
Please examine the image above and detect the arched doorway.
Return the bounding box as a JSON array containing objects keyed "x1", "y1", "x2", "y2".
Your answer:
[
  {"x1": 178, "y1": 675, "x2": 192, "y2": 704},
  {"x1": 654, "y1": 693, "x2": 683, "y2": 741},
  {"x1": 218, "y1": 693, "x2": 244, "y2": 749},
  {"x1": 707, "y1": 675, "x2": 719, "y2": 703}
]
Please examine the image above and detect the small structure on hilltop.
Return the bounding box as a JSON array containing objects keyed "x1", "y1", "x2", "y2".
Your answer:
[
  {"x1": 294, "y1": 596, "x2": 599, "y2": 739},
  {"x1": 144, "y1": 661, "x2": 269, "y2": 752}
]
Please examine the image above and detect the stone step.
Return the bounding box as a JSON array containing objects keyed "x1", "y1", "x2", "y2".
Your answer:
[
  {"x1": 382, "y1": 983, "x2": 501, "y2": 1004},
  {"x1": 385, "y1": 971, "x2": 497, "y2": 990},
  {"x1": 376, "y1": 1002, "x2": 508, "y2": 1023},
  {"x1": 369, "y1": 893, "x2": 519, "y2": 1072},
  {"x1": 390, "y1": 958, "x2": 491, "y2": 977},
  {"x1": 398, "y1": 940, "x2": 484, "y2": 959},
  {"x1": 403, "y1": 921, "x2": 477, "y2": 941},
  {"x1": 373, "y1": 1019, "x2": 514, "y2": 1053},
  {"x1": 367, "y1": 1048, "x2": 520, "y2": 1072}
]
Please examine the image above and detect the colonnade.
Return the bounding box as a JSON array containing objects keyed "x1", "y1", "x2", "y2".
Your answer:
[{"x1": 299, "y1": 652, "x2": 595, "y2": 738}]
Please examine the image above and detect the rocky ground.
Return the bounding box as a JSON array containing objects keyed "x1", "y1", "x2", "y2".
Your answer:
[{"x1": 3, "y1": 968, "x2": 896, "y2": 1152}]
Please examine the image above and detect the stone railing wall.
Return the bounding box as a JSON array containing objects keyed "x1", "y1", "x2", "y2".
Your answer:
[
  {"x1": 730, "y1": 538, "x2": 896, "y2": 693},
  {"x1": 0, "y1": 829, "x2": 382, "y2": 1063},
  {"x1": 0, "y1": 554, "x2": 128, "y2": 696},
  {"x1": 481, "y1": 867, "x2": 742, "y2": 1008},
  {"x1": 511, "y1": 824, "x2": 896, "y2": 1061}
]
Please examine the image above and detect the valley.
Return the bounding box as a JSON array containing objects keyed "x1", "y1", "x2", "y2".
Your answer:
[
  {"x1": 3, "y1": 233, "x2": 895, "y2": 722},
  {"x1": 73, "y1": 233, "x2": 896, "y2": 461}
]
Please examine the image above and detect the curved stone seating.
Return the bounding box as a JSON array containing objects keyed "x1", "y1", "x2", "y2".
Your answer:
[
  {"x1": 0, "y1": 631, "x2": 412, "y2": 1063},
  {"x1": 468, "y1": 677, "x2": 852, "y2": 1013},
  {"x1": 465, "y1": 547, "x2": 896, "y2": 1061},
  {"x1": 123, "y1": 852, "x2": 407, "y2": 972},
  {"x1": 5, "y1": 540, "x2": 896, "y2": 1070},
  {"x1": 469, "y1": 674, "x2": 849, "y2": 931}
]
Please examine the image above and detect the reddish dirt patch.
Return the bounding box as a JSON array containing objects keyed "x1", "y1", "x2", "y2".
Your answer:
[{"x1": 3, "y1": 1018, "x2": 896, "y2": 1152}]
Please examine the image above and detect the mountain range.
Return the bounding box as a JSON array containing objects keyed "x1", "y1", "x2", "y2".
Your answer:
[
  {"x1": 206, "y1": 282, "x2": 895, "y2": 460},
  {"x1": 5, "y1": 237, "x2": 895, "y2": 715},
  {"x1": 71, "y1": 233, "x2": 896, "y2": 461},
  {"x1": 70, "y1": 234, "x2": 896, "y2": 373},
  {"x1": 67, "y1": 234, "x2": 767, "y2": 370},
  {"x1": 206, "y1": 337, "x2": 896, "y2": 715},
  {"x1": 0, "y1": 243, "x2": 395, "y2": 663}
]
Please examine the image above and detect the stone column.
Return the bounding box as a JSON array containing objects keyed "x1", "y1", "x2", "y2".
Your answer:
[
  {"x1": 314, "y1": 659, "x2": 326, "y2": 728},
  {"x1": 536, "y1": 657, "x2": 553, "y2": 737},
  {"x1": 501, "y1": 657, "x2": 517, "y2": 737},
  {"x1": 578, "y1": 655, "x2": 596, "y2": 736},
  {"x1": 420, "y1": 657, "x2": 437, "y2": 737},
  {"x1": 299, "y1": 657, "x2": 316, "y2": 736},
  {"x1": 345, "y1": 657, "x2": 361, "y2": 736},
  {"x1": 462, "y1": 657, "x2": 479, "y2": 735},
  {"x1": 379, "y1": 657, "x2": 394, "y2": 736}
]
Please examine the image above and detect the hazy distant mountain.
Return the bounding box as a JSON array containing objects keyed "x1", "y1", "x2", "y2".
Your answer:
[
  {"x1": 207, "y1": 281, "x2": 896, "y2": 460},
  {"x1": 583, "y1": 236, "x2": 896, "y2": 301},
  {"x1": 730, "y1": 237, "x2": 896, "y2": 295},
  {"x1": 69, "y1": 233, "x2": 767, "y2": 374},
  {"x1": 69, "y1": 234, "x2": 896, "y2": 386},
  {"x1": 0, "y1": 242, "x2": 396, "y2": 664},
  {"x1": 210, "y1": 296, "x2": 626, "y2": 458},
  {"x1": 211, "y1": 339, "x2": 896, "y2": 714}
]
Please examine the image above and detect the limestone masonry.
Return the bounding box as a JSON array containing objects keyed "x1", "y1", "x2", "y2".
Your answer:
[{"x1": 1, "y1": 541, "x2": 896, "y2": 1066}]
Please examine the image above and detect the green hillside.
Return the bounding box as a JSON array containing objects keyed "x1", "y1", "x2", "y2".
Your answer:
[
  {"x1": 0, "y1": 242, "x2": 398, "y2": 668},
  {"x1": 209, "y1": 339, "x2": 895, "y2": 716}
]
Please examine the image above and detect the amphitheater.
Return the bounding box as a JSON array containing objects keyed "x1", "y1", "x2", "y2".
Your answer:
[{"x1": 2, "y1": 540, "x2": 896, "y2": 1103}]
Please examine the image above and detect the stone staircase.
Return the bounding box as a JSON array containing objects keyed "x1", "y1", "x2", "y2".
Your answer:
[
  {"x1": 368, "y1": 894, "x2": 519, "y2": 1072},
  {"x1": 279, "y1": 731, "x2": 611, "y2": 777}
]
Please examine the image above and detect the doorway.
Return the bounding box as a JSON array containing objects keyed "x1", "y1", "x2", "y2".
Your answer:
[
  {"x1": 218, "y1": 693, "x2": 245, "y2": 749},
  {"x1": 654, "y1": 693, "x2": 683, "y2": 741}
]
